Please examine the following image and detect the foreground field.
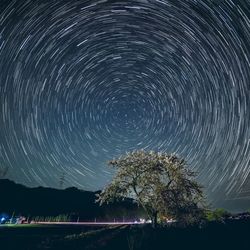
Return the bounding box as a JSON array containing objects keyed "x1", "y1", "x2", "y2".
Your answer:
[
  {"x1": 0, "y1": 224, "x2": 108, "y2": 250},
  {"x1": 1, "y1": 219, "x2": 250, "y2": 250}
]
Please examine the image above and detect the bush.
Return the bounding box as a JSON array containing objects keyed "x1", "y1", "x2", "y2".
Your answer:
[{"x1": 205, "y1": 208, "x2": 231, "y2": 222}]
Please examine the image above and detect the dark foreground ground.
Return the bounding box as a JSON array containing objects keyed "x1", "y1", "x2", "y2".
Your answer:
[{"x1": 1, "y1": 219, "x2": 250, "y2": 250}]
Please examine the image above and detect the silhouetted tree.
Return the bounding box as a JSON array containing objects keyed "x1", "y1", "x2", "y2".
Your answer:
[{"x1": 97, "y1": 150, "x2": 205, "y2": 227}]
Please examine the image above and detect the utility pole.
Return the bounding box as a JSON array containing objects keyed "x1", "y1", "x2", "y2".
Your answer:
[{"x1": 59, "y1": 172, "x2": 66, "y2": 189}]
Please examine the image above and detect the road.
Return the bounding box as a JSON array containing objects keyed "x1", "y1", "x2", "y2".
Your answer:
[{"x1": 32, "y1": 221, "x2": 147, "y2": 225}]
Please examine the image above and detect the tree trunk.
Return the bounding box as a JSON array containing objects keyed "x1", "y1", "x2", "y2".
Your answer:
[{"x1": 152, "y1": 211, "x2": 158, "y2": 228}]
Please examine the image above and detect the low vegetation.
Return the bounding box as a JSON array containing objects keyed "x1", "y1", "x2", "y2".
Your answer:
[
  {"x1": 31, "y1": 214, "x2": 71, "y2": 222},
  {"x1": 205, "y1": 208, "x2": 231, "y2": 221}
]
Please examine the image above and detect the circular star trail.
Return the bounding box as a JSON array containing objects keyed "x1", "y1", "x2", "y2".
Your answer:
[{"x1": 0, "y1": 0, "x2": 250, "y2": 204}]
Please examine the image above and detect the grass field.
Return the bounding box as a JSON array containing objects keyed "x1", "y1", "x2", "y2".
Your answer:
[
  {"x1": 1, "y1": 219, "x2": 250, "y2": 250},
  {"x1": 0, "y1": 224, "x2": 109, "y2": 250}
]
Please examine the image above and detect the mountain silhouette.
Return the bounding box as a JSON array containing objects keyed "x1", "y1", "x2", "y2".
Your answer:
[{"x1": 0, "y1": 179, "x2": 142, "y2": 221}]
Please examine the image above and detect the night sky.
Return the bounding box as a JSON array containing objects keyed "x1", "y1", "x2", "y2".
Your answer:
[{"x1": 0, "y1": 0, "x2": 250, "y2": 208}]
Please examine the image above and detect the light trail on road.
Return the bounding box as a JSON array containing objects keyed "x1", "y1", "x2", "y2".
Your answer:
[{"x1": 31, "y1": 221, "x2": 147, "y2": 226}]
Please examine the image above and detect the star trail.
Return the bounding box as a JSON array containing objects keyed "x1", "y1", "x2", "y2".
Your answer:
[{"x1": 0, "y1": 0, "x2": 250, "y2": 206}]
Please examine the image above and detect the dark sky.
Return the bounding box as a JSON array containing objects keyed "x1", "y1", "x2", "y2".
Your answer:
[{"x1": 0, "y1": 0, "x2": 250, "y2": 210}]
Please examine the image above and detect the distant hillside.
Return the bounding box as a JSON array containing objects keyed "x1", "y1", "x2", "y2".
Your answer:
[{"x1": 0, "y1": 179, "x2": 143, "y2": 220}]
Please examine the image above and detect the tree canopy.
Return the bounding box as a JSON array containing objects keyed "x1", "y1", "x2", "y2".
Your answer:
[{"x1": 97, "y1": 150, "x2": 205, "y2": 226}]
